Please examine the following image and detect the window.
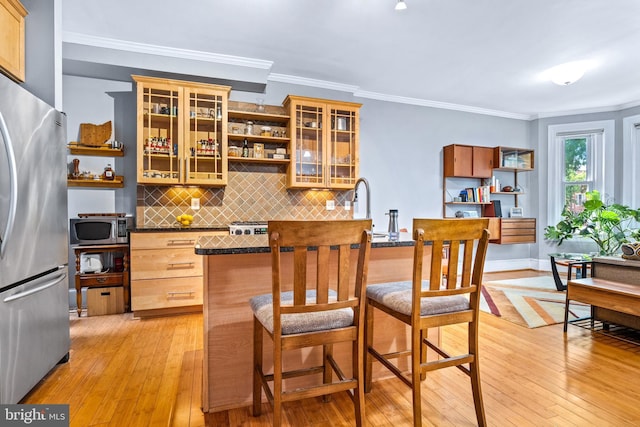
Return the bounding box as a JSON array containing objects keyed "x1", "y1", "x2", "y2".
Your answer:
[
  {"x1": 562, "y1": 136, "x2": 592, "y2": 214},
  {"x1": 547, "y1": 120, "x2": 614, "y2": 226}
]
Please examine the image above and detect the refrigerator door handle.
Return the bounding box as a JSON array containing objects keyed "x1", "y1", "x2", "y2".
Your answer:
[
  {"x1": 3, "y1": 270, "x2": 67, "y2": 303},
  {"x1": 0, "y1": 112, "x2": 18, "y2": 260}
]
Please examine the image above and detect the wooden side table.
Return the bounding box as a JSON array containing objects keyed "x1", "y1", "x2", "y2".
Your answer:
[{"x1": 73, "y1": 244, "x2": 130, "y2": 316}]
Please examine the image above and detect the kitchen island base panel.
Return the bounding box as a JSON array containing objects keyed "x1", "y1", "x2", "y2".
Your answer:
[{"x1": 202, "y1": 245, "x2": 439, "y2": 412}]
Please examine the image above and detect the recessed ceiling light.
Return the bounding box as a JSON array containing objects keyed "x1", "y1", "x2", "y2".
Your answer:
[{"x1": 395, "y1": 0, "x2": 407, "y2": 11}]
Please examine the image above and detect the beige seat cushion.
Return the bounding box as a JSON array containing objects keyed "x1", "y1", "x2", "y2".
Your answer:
[
  {"x1": 366, "y1": 281, "x2": 469, "y2": 316},
  {"x1": 250, "y1": 290, "x2": 354, "y2": 335}
]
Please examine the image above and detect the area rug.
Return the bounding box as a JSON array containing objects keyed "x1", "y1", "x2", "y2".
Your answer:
[{"x1": 480, "y1": 276, "x2": 591, "y2": 328}]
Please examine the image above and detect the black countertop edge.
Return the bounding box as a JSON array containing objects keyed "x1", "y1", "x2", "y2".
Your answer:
[
  {"x1": 194, "y1": 232, "x2": 417, "y2": 255},
  {"x1": 133, "y1": 226, "x2": 229, "y2": 233}
]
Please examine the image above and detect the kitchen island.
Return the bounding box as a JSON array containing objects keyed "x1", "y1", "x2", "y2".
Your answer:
[{"x1": 195, "y1": 232, "x2": 438, "y2": 412}]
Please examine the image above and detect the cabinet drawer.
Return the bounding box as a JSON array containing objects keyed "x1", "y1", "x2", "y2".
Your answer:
[
  {"x1": 131, "y1": 277, "x2": 203, "y2": 311},
  {"x1": 78, "y1": 273, "x2": 123, "y2": 287},
  {"x1": 131, "y1": 248, "x2": 202, "y2": 280},
  {"x1": 131, "y1": 231, "x2": 225, "y2": 250},
  {"x1": 496, "y1": 218, "x2": 536, "y2": 244}
]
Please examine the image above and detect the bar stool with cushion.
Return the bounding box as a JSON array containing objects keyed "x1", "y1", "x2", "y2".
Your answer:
[
  {"x1": 250, "y1": 219, "x2": 372, "y2": 426},
  {"x1": 365, "y1": 218, "x2": 490, "y2": 426}
]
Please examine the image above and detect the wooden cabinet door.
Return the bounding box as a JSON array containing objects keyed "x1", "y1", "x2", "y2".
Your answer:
[
  {"x1": 0, "y1": 0, "x2": 26, "y2": 82},
  {"x1": 472, "y1": 146, "x2": 493, "y2": 178},
  {"x1": 444, "y1": 144, "x2": 473, "y2": 177}
]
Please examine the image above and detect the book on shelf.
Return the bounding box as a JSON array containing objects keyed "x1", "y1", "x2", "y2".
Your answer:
[{"x1": 459, "y1": 186, "x2": 491, "y2": 203}]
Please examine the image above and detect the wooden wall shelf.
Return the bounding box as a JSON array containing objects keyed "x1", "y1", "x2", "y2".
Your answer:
[
  {"x1": 67, "y1": 176, "x2": 124, "y2": 188},
  {"x1": 68, "y1": 142, "x2": 124, "y2": 157}
]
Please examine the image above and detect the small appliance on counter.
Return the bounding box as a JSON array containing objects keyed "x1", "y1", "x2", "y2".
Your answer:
[
  {"x1": 70, "y1": 213, "x2": 134, "y2": 246},
  {"x1": 229, "y1": 221, "x2": 268, "y2": 235}
]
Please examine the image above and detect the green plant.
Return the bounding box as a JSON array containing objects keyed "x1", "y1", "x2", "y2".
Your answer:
[{"x1": 545, "y1": 190, "x2": 640, "y2": 255}]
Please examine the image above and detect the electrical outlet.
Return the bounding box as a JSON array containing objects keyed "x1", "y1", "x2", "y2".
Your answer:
[
  {"x1": 191, "y1": 197, "x2": 200, "y2": 210},
  {"x1": 326, "y1": 200, "x2": 335, "y2": 211},
  {"x1": 344, "y1": 200, "x2": 351, "y2": 211}
]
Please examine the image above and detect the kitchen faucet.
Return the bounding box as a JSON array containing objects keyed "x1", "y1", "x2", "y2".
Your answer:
[{"x1": 352, "y1": 177, "x2": 371, "y2": 220}]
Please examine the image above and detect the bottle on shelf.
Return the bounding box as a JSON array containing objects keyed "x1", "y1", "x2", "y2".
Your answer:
[
  {"x1": 103, "y1": 164, "x2": 115, "y2": 180},
  {"x1": 242, "y1": 138, "x2": 249, "y2": 158}
]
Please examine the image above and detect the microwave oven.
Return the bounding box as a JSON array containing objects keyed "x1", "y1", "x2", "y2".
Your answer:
[{"x1": 70, "y1": 216, "x2": 133, "y2": 245}]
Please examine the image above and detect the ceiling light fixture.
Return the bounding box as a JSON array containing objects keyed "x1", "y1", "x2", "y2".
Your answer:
[
  {"x1": 395, "y1": 0, "x2": 407, "y2": 11},
  {"x1": 547, "y1": 61, "x2": 587, "y2": 86}
]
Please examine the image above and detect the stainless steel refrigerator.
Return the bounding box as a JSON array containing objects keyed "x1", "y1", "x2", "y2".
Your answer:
[{"x1": 0, "y1": 72, "x2": 70, "y2": 404}]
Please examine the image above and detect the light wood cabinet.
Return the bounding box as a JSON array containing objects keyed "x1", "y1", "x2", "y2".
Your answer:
[
  {"x1": 284, "y1": 96, "x2": 361, "y2": 189},
  {"x1": 130, "y1": 230, "x2": 224, "y2": 316},
  {"x1": 133, "y1": 75, "x2": 231, "y2": 186},
  {"x1": 0, "y1": 0, "x2": 27, "y2": 82}
]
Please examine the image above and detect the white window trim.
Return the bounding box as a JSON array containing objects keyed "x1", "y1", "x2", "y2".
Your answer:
[
  {"x1": 547, "y1": 120, "x2": 615, "y2": 226},
  {"x1": 622, "y1": 114, "x2": 640, "y2": 208}
]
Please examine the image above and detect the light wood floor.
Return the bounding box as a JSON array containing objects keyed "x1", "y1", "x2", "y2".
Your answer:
[{"x1": 23, "y1": 270, "x2": 640, "y2": 426}]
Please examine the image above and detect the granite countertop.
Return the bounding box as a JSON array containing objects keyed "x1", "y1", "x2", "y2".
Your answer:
[
  {"x1": 195, "y1": 232, "x2": 415, "y2": 255},
  {"x1": 134, "y1": 226, "x2": 229, "y2": 233}
]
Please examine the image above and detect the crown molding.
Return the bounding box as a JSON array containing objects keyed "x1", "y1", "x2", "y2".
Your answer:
[
  {"x1": 354, "y1": 90, "x2": 532, "y2": 121},
  {"x1": 62, "y1": 31, "x2": 273, "y2": 70},
  {"x1": 268, "y1": 73, "x2": 359, "y2": 93}
]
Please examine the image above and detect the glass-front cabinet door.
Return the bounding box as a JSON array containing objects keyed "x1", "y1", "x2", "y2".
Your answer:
[
  {"x1": 134, "y1": 75, "x2": 230, "y2": 186},
  {"x1": 137, "y1": 81, "x2": 181, "y2": 185},
  {"x1": 290, "y1": 99, "x2": 326, "y2": 188},
  {"x1": 184, "y1": 88, "x2": 227, "y2": 186},
  {"x1": 285, "y1": 96, "x2": 361, "y2": 189},
  {"x1": 328, "y1": 105, "x2": 359, "y2": 189}
]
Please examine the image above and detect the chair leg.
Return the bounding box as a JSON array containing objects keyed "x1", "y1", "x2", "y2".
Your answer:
[
  {"x1": 470, "y1": 359, "x2": 487, "y2": 427},
  {"x1": 252, "y1": 316, "x2": 263, "y2": 417},
  {"x1": 411, "y1": 325, "x2": 422, "y2": 427},
  {"x1": 352, "y1": 335, "x2": 365, "y2": 427},
  {"x1": 365, "y1": 302, "x2": 374, "y2": 393},
  {"x1": 273, "y1": 340, "x2": 283, "y2": 427},
  {"x1": 563, "y1": 295, "x2": 571, "y2": 333},
  {"x1": 322, "y1": 344, "x2": 333, "y2": 403},
  {"x1": 469, "y1": 320, "x2": 486, "y2": 427},
  {"x1": 419, "y1": 329, "x2": 427, "y2": 381}
]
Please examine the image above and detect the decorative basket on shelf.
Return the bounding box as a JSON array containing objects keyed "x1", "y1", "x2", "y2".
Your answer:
[{"x1": 79, "y1": 121, "x2": 112, "y2": 147}]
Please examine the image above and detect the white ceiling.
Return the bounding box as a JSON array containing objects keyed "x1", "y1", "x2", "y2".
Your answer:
[{"x1": 61, "y1": 0, "x2": 640, "y2": 120}]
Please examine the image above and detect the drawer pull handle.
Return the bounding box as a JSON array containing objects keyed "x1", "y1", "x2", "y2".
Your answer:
[
  {"x1": 168, "y1": 262, "x2": 195, "y2": 268},
  {"x1": 97, "y1": 277, "x2": 107, "y2": 283},
  {"x1": 168, "y1": 239, "x2": 195, "y2": 246},
  {"x1": 167, "y1": 291, "x2": 195, "y2": 297}
]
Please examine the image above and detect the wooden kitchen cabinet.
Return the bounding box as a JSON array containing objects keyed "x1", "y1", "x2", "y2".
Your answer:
[
  {"x1": 443, "y1": 144, "x2": 493, "y2": 178},
  {"x1": 129, "y1": 230, "x2": 224, "y2": 316},
  {"x1": 284, "y1": 95, "x2": 361, "y2": 189},
  {"x1": 133, "y1": 75, "x2": 231, "y2": 186},
  {"x1": 0, "y1": 0, "x2": 27, "y2": 82}
]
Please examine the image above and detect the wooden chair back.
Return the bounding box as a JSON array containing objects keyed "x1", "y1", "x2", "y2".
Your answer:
[
  {"x1": 268, "y1": 219, "x2": 373, "y2": 336},
  {"x1": 412, "y1": 218, "x2": 490, "y2": 304}
]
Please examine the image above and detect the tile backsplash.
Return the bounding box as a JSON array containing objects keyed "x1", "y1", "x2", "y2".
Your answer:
[{"x1": 137, "y1": 163, "x2": 353, "y2": 228}]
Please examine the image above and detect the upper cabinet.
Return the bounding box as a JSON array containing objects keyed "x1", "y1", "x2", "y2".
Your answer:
[
  {"x1": 284, "y1": 96, "x2": 361, "y2": 190},
  {"x1": 133, "y1": 75, "x2": 230, "y2": 187},
  {"x1": 443, "y1": 144, "x2": 493, "y2": 178},
  {"x1": 0, "y1": 0, "x2": 27, "y2": 82}
]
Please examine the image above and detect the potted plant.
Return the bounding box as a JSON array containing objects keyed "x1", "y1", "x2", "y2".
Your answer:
[{"x1": 545, "y1": 190, "x2": 640, "y2": 256}]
